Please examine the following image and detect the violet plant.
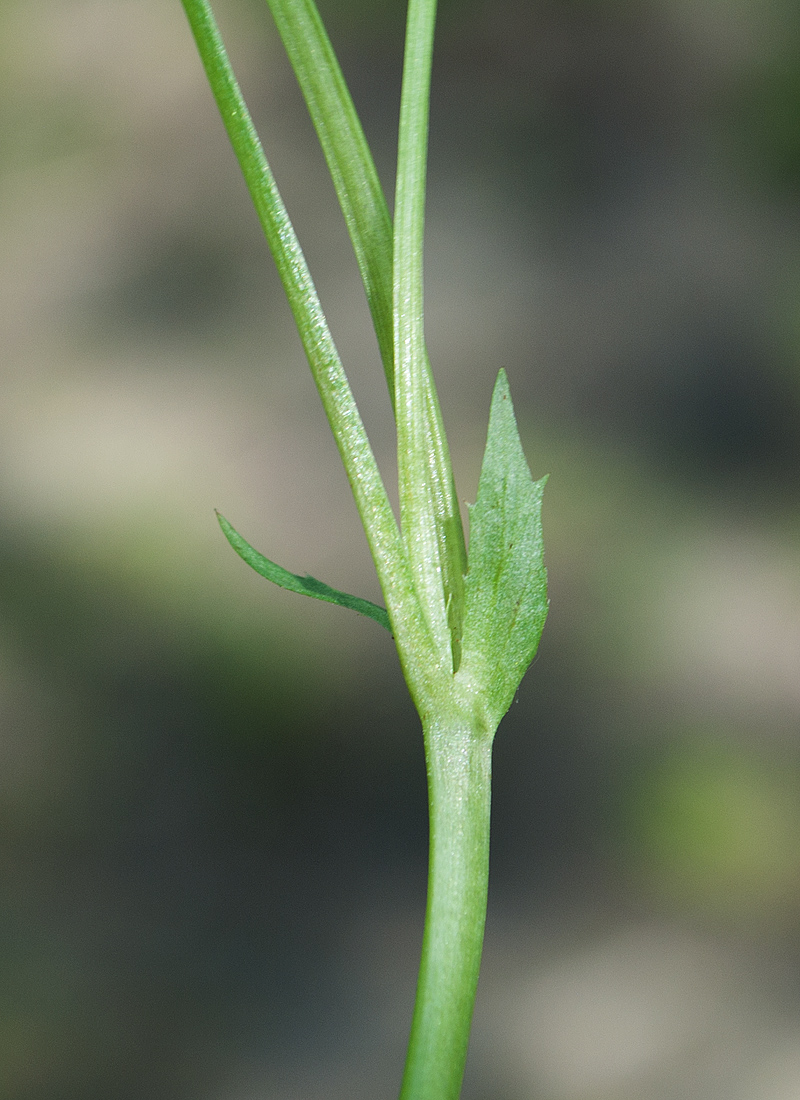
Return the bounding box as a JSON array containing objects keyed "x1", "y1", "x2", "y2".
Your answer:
[{"x1": 180, "y1": 0, "x2": 548, "y2": 1096}]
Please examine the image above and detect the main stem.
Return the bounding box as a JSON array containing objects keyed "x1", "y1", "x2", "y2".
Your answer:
[{"x1": 400, "y1": 720, "x2": 493, "y2": 1100}]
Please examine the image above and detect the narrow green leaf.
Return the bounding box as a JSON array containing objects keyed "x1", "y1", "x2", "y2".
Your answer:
[
  {"x1": 459, "y1": 371, "x2": 548, "y2": 724},
  {"x1": 217, "y1": 512, "x2": 392, "y2": 632},
  {"x1": 182, "y1": 0, "x2": 463, "y2": 707},
  {"x1": 267, "y1": 0, "x2": 467, "y2": 668},
  {"x1": 265, "y1": 0, "x2": 395, "y2": 391},
  {"x1": 181, "y1": 0, "x2": 446, "y2": 694}
]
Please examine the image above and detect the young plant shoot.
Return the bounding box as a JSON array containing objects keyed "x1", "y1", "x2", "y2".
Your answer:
[{"x1": 181, "y1": 0, "x2": 548, "y2": 1096}]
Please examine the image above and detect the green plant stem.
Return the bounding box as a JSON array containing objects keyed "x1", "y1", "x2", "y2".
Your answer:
[
  {"x1": 181, "y1": 0, "x2": 446, "y2": 700},
  {"x1": 267, "y1": 0, "x2": 467, "y2": 668},
  {"x1": 394, "y1": 0, "x2": 457, "y2": 662},
  {"x1": 400, "y1": 719, "x2": 493, "y2": 1100},
  {"x1": 180, "y1": 5, "x2": 547, "y2": 1098}
]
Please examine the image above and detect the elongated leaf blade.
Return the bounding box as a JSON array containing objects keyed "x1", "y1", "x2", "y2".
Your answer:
[
  {"x1": 459, "y1": 371, "x2": 548, "y2": 723},
  {"x1": 268, "y1": 0, "x2": 467, "y2": 669},
  {"x1": 217, "y1": 512, "x2": 391, "y2": 632},
  {"x1": 266, "y1": 0, "x2": 395, "y2": 389},
  {"x1": 183, "y1": 0, "x2": 459, "y2": 706}
]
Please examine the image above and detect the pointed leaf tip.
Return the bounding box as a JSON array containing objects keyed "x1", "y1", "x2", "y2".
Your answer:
[
  {"x1": 459, "y1": 371, "x2": 548, "y2": 724},
  {"x1": 216, "y1": 511, "x2": 392, "y2": 633}
]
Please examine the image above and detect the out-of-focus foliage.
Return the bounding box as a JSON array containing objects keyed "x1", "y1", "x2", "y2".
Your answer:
[{"x1": 622, "y1": 737, "x2": 800, "y2": 921}]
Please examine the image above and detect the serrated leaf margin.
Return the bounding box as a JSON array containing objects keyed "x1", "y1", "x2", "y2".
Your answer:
[{"x1": 458, "y1": 371, "x2": 548, "y2": 723}]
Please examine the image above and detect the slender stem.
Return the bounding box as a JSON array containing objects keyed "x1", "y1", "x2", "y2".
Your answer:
[
  {"x1": 394, "y1": 0, "x2": 454, "y2": 660},
  {"x1": 268, "y1": 0, "x2": 468, "y2": 665},
  {"x1": 399, "y1": 720, "x2": 493, "y2": 1100},
  {"x1": 177, "y1": 9, "x2": 551, "y2": 1100},
  {"x1": 181, "y1": 0, "x2": 448, "y2": 705},
  {"x1": 394, "y1": 0, "x2": 436, "y2": 383}
]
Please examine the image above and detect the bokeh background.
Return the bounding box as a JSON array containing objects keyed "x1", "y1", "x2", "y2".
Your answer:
[{"x1": 2, "y1": 0, "x2": 800, "y2": 1096}]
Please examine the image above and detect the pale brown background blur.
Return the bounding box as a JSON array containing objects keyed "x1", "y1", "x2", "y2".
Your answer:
[{"x1": 2, "y1": 0, "x2": 800, "y2": 1097}]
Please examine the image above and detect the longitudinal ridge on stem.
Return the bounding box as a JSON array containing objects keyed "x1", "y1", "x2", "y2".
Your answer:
[{"x1": 394, "y1": 0, "x2": 466, "y2": 673}]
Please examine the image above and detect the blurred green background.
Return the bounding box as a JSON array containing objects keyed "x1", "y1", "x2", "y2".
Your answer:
[{"x1": 2, "y1": 0, "x2": 800, "y2": 1097}]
